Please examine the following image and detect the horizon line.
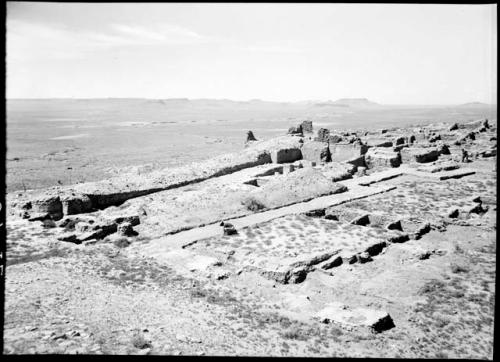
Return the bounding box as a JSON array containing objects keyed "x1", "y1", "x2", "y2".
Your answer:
[{"x1": 5, "y1": 97, "x2": 497, "y2": 107}]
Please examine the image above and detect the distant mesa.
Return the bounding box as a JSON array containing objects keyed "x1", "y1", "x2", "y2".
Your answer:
[
  {"x1": 457, "y1": 102, "x2": 492, "y2": 108},
  {"x1": 332, "y1": 98, "x2": 380, "y2": 107},
  {"x1": 314, "y1": 101, "x2": 349, "y2": 108},
  {"x1": 160, "y1": 98, "x2": 190, "y2": 103},
  {"x1": 314, "y1": 98, "x2": 380, "y2": 108}
]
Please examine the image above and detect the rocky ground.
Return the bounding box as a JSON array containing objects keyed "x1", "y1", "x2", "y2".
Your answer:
[{"x1": 4, "y1": 118, "x2": 496, "y2": 357}]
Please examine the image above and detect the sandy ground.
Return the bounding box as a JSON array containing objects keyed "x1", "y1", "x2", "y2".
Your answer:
[
  {"x1": 4, "y1": 118, "x2": 496, "y2": 357},
  {"x1": 6, "y1": 98, "x2": 496, "y2": 192}
]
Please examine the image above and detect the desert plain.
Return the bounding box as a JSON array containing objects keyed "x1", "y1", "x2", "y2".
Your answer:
[{"x1": 3, "y1": 98, "x2": 497, "y2": 357}]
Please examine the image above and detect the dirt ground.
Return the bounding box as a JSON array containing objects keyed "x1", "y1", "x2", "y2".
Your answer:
[
  {"x1": 6, "y1": 99, "x2": 496, "y2": 192},
  {"x1": 4, "y1": 117, "x2": 496, "y2": 357}
]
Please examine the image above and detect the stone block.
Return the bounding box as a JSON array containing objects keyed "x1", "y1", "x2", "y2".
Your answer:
[
  {"x1": 400, "y1": 147, "x2": 440, "y2": 163},
  {"x1": 364, "y1": 148, "x2": 401, "y2": 169}
]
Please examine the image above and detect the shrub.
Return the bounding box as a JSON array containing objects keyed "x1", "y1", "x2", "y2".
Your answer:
[
  {"x1": 453, "y1": 243, "x2": 464, "y2": 254},
  {"x1": 435, "y1": 351, "x2": 448, "y2": 359},
  {"x1": 451, "y1": 264, "x2": 469, "y2": 274},
  {"x1": 113, "y1": 237, "x2": 131, "y2": 248},
  {"x1": 419, "y1": 280, "x2": 446, "y2": 294},
  {"x1": 242, "y1": 196, "x2": 266, "y2": 211},
  {"x1": 131, "y1": 332, "x2": 151, "y2": 350},
  {"x1": 281, "y1": 327, "x2": 310, "y2": 341}
]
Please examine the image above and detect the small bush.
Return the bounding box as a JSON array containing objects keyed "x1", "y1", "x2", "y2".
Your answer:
[
  {"x1": 419, "y1": 280, "x2": 446, "y2": 294},
  {"x1": 281, "y1": 327, "x2": 310, "y2": 341},
  {"x1": 451, "y1": 264, "x2": 469, "y2": 274},
  {"x1": 453, "y1": 243, "x2": 465, "y2": 254},
  {"x1": 435, "y1": 351, "x2": 449, "y2": 359},
  {"x1": 113, "y1": 237, "x2": 131, "y2": 248},
  {"x1": 131, "y1": 332, "x2": 151, "y2": 350},
  {"x1": 242, "y1": 196, "x2": 266, "y2": 211},
  {"x1": 190, "y1": 288, "x2": 207, "y2": 298}
]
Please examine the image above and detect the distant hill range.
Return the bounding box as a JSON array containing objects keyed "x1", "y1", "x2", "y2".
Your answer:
[
  {"x1": 313, "y1": 98, "x2": 381, "y2": 108},
  {"x1": 8, "y1": 97, "x2": 494, "y2": 110},
  {"x1": 457, "y1": 102, "x2": 493, "y2": 108}
]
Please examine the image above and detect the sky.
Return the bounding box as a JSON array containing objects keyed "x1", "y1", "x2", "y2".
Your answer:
[{"x1": 6, "y1": 2, "x2": 497, "y2": 104}]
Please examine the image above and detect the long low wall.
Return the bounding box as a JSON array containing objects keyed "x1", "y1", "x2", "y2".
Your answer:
[{"x1": 16, "y1": 136, "x2": 304, "y2": 219}]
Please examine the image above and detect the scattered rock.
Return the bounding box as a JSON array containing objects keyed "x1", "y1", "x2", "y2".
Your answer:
[
  {"x1": 28, "y1": 212, "x2": 52, "y2": 222},
  {"x1": 428, "y1": 133, "x2": 441, "y2": 143},
  {"x1": 220, "y1": 221, "x2": 238, "y2": 236},
  {"x1": 321, "y1": 256, "x2": 343, "y2": 270},
  {"x1": 417, "y1": 251, "x2": 432, "y2": 260},
  {"x1": 51, "y1": 332, "x2": 68, "y2": 341},
  {"x1": 463, "y1": 203, "x2": 487, "y2": 215},
  {"x1": 386, "y1": 220, "x2": 403, "y2": 231},
  {"x1": 413, "y1": 223, "x2": 431, "y2": 240},
  {"x1": 448, "y1": 208, "x2": 460, "y2": 218},
  {"x1": 358, "y1": 252, "x2": 373, "y2": 263},
  {"x1": 57, "y1": 233, "x2": 80, "y2": 244},
  {"x1": 42, "y1": 219, "x2": 57, "y2": 228},
  {"x1": 68, "y1": 330, "x2": 81, "y2": 338},
  {"x1": 438, "y1": 143, "x2": 451, "y2": 155},
  {"x1": 317, "y1": 302, "x2": 395, "y2": 333},
  {"x1": 387, "y1": 232, "x2": 410, "y2": 243},
  {"x1": 365, "y1": 148, "x2": 401, "y2": 169},
  {"x1": 393, "y1": 136, "x2": 406, "y2": 146},
  {"x1": 215, "y1": 271, "x2": 230, "y2": 280},
  {"x1": 365, "y1": 242, "x2": 387, "y2": 256},
  {"x1": 75, "y1": 222, "x2": 91, "y2": 233},
  {"x1": 400, "y1": 147, "x2": 440, "y2": 163},
  {"x1": 305, "y1": 209, "x2": 326, "y2": 217},
  {"x1": 117, "y1": 222, "x2": 138, "y2": 237}
]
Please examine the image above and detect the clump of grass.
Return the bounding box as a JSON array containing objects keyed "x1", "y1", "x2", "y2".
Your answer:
[
  {"x1": 242, "y1": 197, "x2": 266, "y2": 211},
  {"x1": 281, "y1": 327, "x2": 311, "y2": 341},
  {"x1": 131, "y1": 331, "x2": 151, "y2": 350},
  {"x1": 450, "y1": 264, "x2": 469, "y2": 274},
  {"x1": 190, "y1": 288, "x2": 207, "y2": 298},
  {"x1": 453, "y1": 243, "x2": 465, "y2": 254},
  {"x1": 113, "y1": 237, "x2": 131, "y2": 248},
  {"x1": 419, "y1": 279, "x2": 446, "y2": 295},
  {"x1": 435, "y1": 351, "x2": 449, "y2": 359}
]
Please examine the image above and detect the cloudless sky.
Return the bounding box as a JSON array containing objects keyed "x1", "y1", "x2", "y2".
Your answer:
[{"x1": 6, "y1": 2, "x2": 497, "y2": 104}]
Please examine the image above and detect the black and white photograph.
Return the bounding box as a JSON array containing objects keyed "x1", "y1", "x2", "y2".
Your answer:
[{"x1": 3, "y1": 2, "x2": 497, "y2": 357}]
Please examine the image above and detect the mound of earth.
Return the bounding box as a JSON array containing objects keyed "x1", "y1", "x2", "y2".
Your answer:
[{"x1": 244, "y1": 168, "x2": 348, "y2": 210}]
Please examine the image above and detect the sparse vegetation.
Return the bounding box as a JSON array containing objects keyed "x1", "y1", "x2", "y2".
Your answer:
[
  {"x1": 131, "y1": 331, "x2": 152, "y2": 350},
  {"x1": 242, "y1": 196, "x2": 266, "y2": 211},
  {"x1": 113, "y1": 237, "x2": 131, "y2": 248},
  {"x1": 5, "y1": 113, "x2": 496, "y2": 357},
  {"x1": 450, "y1": 263, "x2": 469, "y2": 274},
  {"x1": 281, "y1": 327, "x2": 311, "y2": 341}
]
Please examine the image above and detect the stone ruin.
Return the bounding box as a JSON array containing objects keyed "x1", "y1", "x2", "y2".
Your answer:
[{"x1": 6, "y1": 116, "x2": 497, "y2": 339}]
